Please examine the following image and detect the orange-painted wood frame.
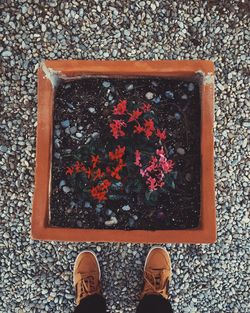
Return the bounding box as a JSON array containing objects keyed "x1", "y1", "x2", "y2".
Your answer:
[{"x1": 32, "y1": 60, "x2": 216, "y2": 243}]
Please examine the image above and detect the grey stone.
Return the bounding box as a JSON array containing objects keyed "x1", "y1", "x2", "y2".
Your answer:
[
  {"x1": 105, "y1": 216, "x2": 118, "y2": 226},
  {"x1": 91, "y1": 132, "x2": 99, "y2": 138},
  {"x1": 122, "y1": 205, "x2": 130, "y2": 211},
  {"x1": 165, "y1": 91, "x2": 174, "y2": 99},
  {"x1": 76, "y1": 132, "x2": 82, "y2": 138},
  {"x1": 2, "y1": 51, "x2": 12, "y2": 57},
  {"x1": 174, "y1": 113, "x2": 181, "y2": 120},
  {"x1": 126, "y1": 84, "x2": 134, "y2": 91},
  {"x1": 0, "y1": 145, "x2": 8, "y2": 153},
  {"x1": 88, "y1": 108, "x2": 96, "y2": 113},
  {"x1": 62, "y1": 186, "x2": 71, "y2": 193},
  {"x1": 177, "y1": 147, "x2": 185, "y2": 155},
  {"x1": 188, "y1": 83, "x2": 194, "y2": 91},
  {"x1": 61, "y1": 120, "x2": 70, "y2": 128},
  {"x1": 102, "y1": 81, "x2": 110, "y2": 88},
  {"x1": 59, "y1": 180, "x2": 66, "y2": 188},
  {"x1": 145, "y1": 92, "x2": 154, "y2": 100},
  {"x1": 70, "y1": 126, "x2": 77, "y2": 134}
]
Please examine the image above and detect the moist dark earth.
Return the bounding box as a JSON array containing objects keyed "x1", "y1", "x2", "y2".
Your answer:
[{"x1": 50, "y1": 77, "x2": 201, "y2": 230}]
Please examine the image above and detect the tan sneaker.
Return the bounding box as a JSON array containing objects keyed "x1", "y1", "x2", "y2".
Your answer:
[
  {"x1": 141, "y1": 247, "x2": 172, "y2": 300},
  {"x1": 73, "y1": 251, "x2": 101, "y2": 305}
]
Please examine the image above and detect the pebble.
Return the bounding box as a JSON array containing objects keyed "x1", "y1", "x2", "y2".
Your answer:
[
  {"x1": 177, "y1": 147, "x2": 185, "y2": 155},
  {"x1": 62, "y1": 186, "x2": 71, "y2": 194},
  {"x1": 76, "y1": 220, "x2": 82, "y2": 227},
  {"x1": 88, "y1": 107, "x2": 96, "y2": 113},
  {"x1": 70, "y1": 126, "x2": 77, "y2": 134},
  {"x1": 75, "y1": 132, "x2": 82, "y2": 138},
  {"x1": 145, "y1": 92, "x2": 154, "y2": 100},
  {"x1": 0, "y1": 145, "x2": 8, "y2": 153},
  {"x1": 59, "y1": 180, "x2": 66, "y2": 188},
  {"x1": 217, "y1": 82, "x2": 224, "y2": 91},
  {"x1": 128, "y1": 218, "x2": 135, "y2": 227},
  {"x1": 122, "y1": 205, "x2": 131, "y2": 211},
  {"x1": 153, "y1": 96, "x2": 161, "y2": 104},
  {"x1": 91, "y1": 132, "x2": 99, "y2": 138},
  {"x1": 105, "y1": 209, "x2": 113, "y2": 216},
  {"x1": 242, "y1": 121, "x2": 250, "y2": 128},
  {"x1": 185, "y1": 173, "x2": 192, "y2": 182},
  {"x1": 105, "y1": 216, "x2": 118, "y2": 226},
  {"x1": 102, "y1": 81, "x2": 110, "y2": 88},
  {"x1": 54, "y1": 152, "x2": 60, "y2": 159},
  {"x1": 241, "y1": 138, "x2": 247, "y2": 148},
  {"x1": 61, "y1": 120, "x2": 70, "y2": 128},
  {"x1": 2, "y1": 50, "x2": 12, "y2": 57},
  {"x1": 126, "y1": 84, "x2": 134, "y2": 91},
  {"x1": 165, "y1": 91, "x2": 174, "y2": 99},
  {"x1": 84, "y1": 201, "x2": 91, "y2": 208},
  {"x1": 174, "y1": 113, "x2": 181, "y2": 120},
  {"x1": 188, "y1": 83, "x2": 194, "y2": 91}
]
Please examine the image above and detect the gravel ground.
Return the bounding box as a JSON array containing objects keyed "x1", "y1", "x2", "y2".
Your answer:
[{"x1": 1, "y1": 1, "x2": 249, "y2": 312}]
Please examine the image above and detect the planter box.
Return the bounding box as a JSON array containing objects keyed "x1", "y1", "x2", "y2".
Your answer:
[{"x1": 32, "y1": 60, "x2": 216, "y2": 243}]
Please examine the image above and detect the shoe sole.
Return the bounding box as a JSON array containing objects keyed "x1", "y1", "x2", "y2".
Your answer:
[
  {"x1": 144, "y1": 246, "x2": 172, "y2": 279},
  {"x1": 73, "y1": 250, "x2": 101, "y2": 286}
]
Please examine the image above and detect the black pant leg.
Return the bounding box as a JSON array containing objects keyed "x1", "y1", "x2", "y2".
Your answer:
[
  {"x1": 136, "y1": 295, "x2": 173, "y2": 313},
  {"x1": 74, "y1": 294, "x2": 107, "y2": 313}
]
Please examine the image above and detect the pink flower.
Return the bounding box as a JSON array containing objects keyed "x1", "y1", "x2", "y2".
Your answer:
[
  {"x1": 156, "y1": 146, "x2": 165, "y2": 157},
  {"x1": 146, "y1": 177, "x2": 158, "y2": 191},
  {"x1": 160, "y1": 159, "x2": 174, "y2": 174},
  {"x1": 134, "y1": 150, "x2": 142, "y2": 167}
]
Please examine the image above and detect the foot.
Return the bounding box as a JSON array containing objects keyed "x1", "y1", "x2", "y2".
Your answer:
[
  {"x1": 141, "y1": 247, "x2": 172, "y2": 300},
  {"x1": 73, "y1": 251, "x2": 101, "y2": 305}
]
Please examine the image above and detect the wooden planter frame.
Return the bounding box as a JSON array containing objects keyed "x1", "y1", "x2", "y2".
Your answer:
[{"x1": 32, "y1": 60, "x2": 216, "y2": 243}]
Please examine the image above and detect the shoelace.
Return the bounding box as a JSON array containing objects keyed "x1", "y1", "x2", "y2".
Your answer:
[
  {"x1": 143, "y1": 269, "x2": 169, "y2": 297},
  {"x1": 79, "y1": 273, "x2": 98, "y2": 298}
]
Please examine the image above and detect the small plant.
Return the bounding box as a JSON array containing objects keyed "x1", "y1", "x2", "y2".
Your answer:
[{"x1": 65, "y1": 99, "x2": 175, "y2": 204}]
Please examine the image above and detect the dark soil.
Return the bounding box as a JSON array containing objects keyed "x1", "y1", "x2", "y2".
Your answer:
[{"x1": 50, "y1": 77, "x2": 201, "y2": 230}]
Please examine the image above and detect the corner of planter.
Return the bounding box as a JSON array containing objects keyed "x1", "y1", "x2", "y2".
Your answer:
[{"x1": 38, "y1": 61, "x2": 62, "y2": 89}]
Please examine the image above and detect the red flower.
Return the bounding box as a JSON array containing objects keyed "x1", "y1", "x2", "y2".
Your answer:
[
  {"x1": 144, "y1": 119, "x2": 155, "y2": 139},
  {"x1": 101, "y1": 179, "x2": 112, "y2": 189},
  {"x1": 111, "y1": 159, "x2": 126, "y2": 180},
  {"x1": 85, "y1": 167, "x2": 92, "y2": 179},
  {"x1": 90, "y1": 179, "x2": 111, "y2": 202},
  {"x1": 134, "y1": 124, "x2": 144, "y2": 134},
  {"x1": 91, "y1": 155, "x2": 100, "y2": 168},
  {"x1": 109, "y1": 145, "x2": 126, "y2": 160},
  {"x1": 144, "y1": 119, "x2": 155, "y2": 130},
  {"x1": 134, "y1": 150, "x2": 142, "y2": 167},
  {"x1": 93, "y1": 168, "x2": 105, "y2": 181},
  {"x1": 66, "y1": 166, "x2": 74, "y2": 175},
  {"x1": 156, "y1": 129, "x2": 167, "y2": 141},
  {"x1": 141, "y1": 103, "x2": 151, "y2": 112},
  {"x1": 113, "y1": 100, "x2": 127, "y2": 115},
  {"x1": 91, "y1": 186, "x2": 107, "y2": 201},
  {"x1": 128, "y1": 109, "x2": 143, "y2": 122},
  {"x1": 74, "y1": 161, "x2": 83, "y2": 173},
  {"x1": 110, "y1": 120, "x2": 127, "y2": 139}
]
